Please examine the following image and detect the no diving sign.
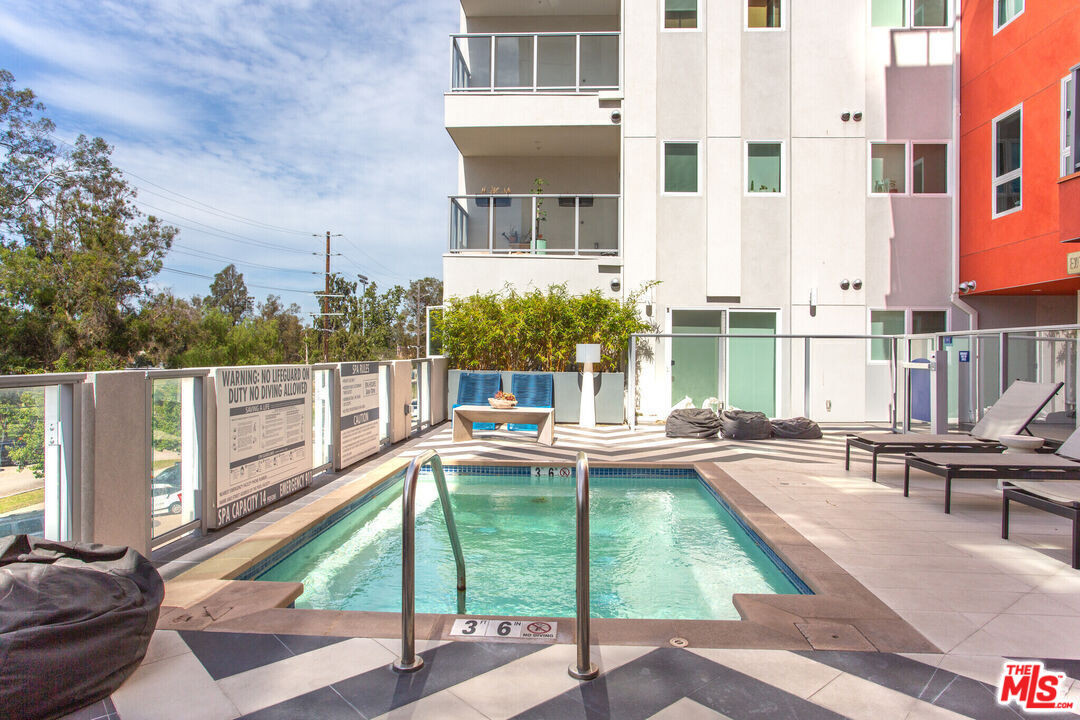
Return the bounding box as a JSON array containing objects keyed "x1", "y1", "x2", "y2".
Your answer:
[{"x1": 450, "y1": 618, "x2": 558, "y2": 641}]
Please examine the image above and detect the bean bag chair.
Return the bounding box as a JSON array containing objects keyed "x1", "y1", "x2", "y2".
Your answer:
[
  {"x1": 720, "y1": 410, "x2": 772, "y2": 440},
  {"x1": 666, "y1": 408, "x2": 723, "y2": 438},
  {"x1": 771, "y1": 416, "x2": 823, "y2": 439},
  {"x1": 0, "y1": 535, "x2": 164, "y2": 720}
]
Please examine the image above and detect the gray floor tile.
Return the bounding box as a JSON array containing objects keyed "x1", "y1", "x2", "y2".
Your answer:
[
  {"x1": 180, "y1": 631, "x2": 294, "y2": 680},
  {"x1": 238, "y1": 686, "x2": 362, "y2": 720},
  {"x1": 688, "y1": 664, "x2": 848, "y2": 720}
]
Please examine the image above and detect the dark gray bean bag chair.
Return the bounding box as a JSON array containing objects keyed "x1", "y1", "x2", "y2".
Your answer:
[
  {"x1": 721, "y1": 410, "x2": 772, "y2": 440},
  {"x1": 771, "y1": 416, "x2": 823, "y2": 439},
  {"x1": 0, "y1": 535, "x2": 164, "y2": 720},
  {"x1": 666, "y1": 408, "x2": 723, "y2": 438}
]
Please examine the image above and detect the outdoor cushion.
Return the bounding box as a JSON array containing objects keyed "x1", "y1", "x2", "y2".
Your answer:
[
  {"x1": 454, "y1": 371, "x2": 501, "y2": 431},
  {"x1": 721, "y1": 410, "x2": 772, "y2": 440},
  {"x1": 771, "y1": 416, "x2": 823, "y2": 439},
  {"x1": 666, "y1": 408, "x2": 722, "y2": 438},
  {"x1": 0, "y1": 535, "x2": 164, "y2": 720},
  {"x1": 509, "y1": 373, "x2": 554, "y2": 433}
]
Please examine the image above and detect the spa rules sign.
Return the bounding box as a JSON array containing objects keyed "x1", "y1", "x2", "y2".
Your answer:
[
  {"x1": 335, "y1": 362, "x2": 380, "y2": 470},
  {"x1": 211, "y1": 365, "x2": 312, "y2": 528}
]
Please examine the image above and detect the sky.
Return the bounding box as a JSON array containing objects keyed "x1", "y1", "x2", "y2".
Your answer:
[{"x1": 0, "y1": 0, "x2": 459, "y2": 317}]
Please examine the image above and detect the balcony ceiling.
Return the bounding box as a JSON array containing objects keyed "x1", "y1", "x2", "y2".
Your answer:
[
  {"x1": 447, "y1": 125, "x2": 619, "y2": 157},
  {"x1": 461, "y1": 0, "x2": 619, "y2": 17}
]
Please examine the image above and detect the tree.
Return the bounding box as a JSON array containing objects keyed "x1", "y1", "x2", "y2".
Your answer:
[
  {"x1": 0, "y1": 390, "x2": 45, "y2": 478},
  {"x1": 403, "y1": 277, "x2": 442, "y2": 358},
  {"x1": 208, "y1": 264, "x2": 252, "y2": 325},
  {"x1": 0, "y1": 71, "x2": 177, "y2": 372}
]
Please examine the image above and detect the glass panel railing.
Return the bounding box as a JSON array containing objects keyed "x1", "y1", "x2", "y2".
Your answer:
[
  {"x1": 450, "y1": 197, "x2": 491, "y2": 251},
  {"x1": 578, "y1": 197, "x2": 619, "y2": 255},
  {"x1": 452, "y1": 35, "x2": 492, "y2": 90},
  {"x1": 449, "y1": 195, "x2": 619, "y2": 257},
  {"x1": 378, "y1": 364, "x2": 390, "y2": 446},
  {"x1": 495, "y1": 35, "x2": 534, "y2": 89},
  {"x1": 312, "y1": 369, "x2": 332, "y2": 469},
  {"x1": 580, "y1": 34, "x2": 619, "y2": 89},
  {"x1": 151, "y1": 378, "x2": 190, "y2": 539},
  {"x1": 451, "y1": 33, "x2": 619, "y2": 92},
  {"x1": 0, "y1": 386, "x2": 45, "y2": 537},
  {"x1": 492, "y1": 196, "x2": 532, "y2": 251},
  {"x1": 537, "y1": 35, "x2": 576, "y2": 89}
]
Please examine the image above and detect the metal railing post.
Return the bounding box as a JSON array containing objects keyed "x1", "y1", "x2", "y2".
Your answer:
[
  {"x1": 394, "y1": 450, "x2": 466, "y2": 673},
  {"x1": 890, "y1": 336, "x2": 898, "y2": 432},
  {"x1": 803, "y1": 338, "x2": 811, "y2": 417},
  {"x1": 628, "y1": 335, "x2": 637, "y2": 430},
  {"x1": 569, "y1": 451, "x2": 598, "y2": 680},
  {"x1": 1000, "y1": 332, "x2": 1009, "y2": 395}
]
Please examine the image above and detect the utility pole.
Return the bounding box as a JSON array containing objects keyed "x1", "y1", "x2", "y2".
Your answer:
[
  {"x1": 323, "y1": 230, "x2": 330, "y2": 363},
  {"x1": 416, "y1": 283, "x2": 422, "y2": 358}
]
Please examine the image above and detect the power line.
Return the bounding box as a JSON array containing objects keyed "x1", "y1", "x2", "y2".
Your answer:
[
  {"x1": 159, "y1": 267, "x2": 316, "y2": 296},
  {"x1": 48, "y1": 132, "x2": 314, "y2": 237},
  {"x1": 170, "y1": 244, "x2": 320, "y2": 275},
  {"x1": 135, "y1": 201, "x2": 315, "y2": 255},
  {"x1": 339, "y1": 234, "x2": 408, "y2": 280}
]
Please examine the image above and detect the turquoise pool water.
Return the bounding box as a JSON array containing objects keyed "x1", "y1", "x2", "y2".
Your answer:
[{"x1": 257, "y1": 468, "x2": 806, "y2": 620}]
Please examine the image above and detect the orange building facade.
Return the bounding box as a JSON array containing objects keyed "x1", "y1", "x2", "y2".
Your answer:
[{"x1": 959, "y1": 0, "x2": 1080, "y2": 322}]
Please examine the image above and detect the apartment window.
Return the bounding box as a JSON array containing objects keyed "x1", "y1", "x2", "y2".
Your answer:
[
  {"x1": 664, "y1": 0, "x2": 698, "y2": 29},
  {"x1": 870, "y1": 310, "x2": 905, "y2": 362},
  {"x1": 746, "y1": 142, "x2": 782, "y2": 194},
  {"x1": 747, "y1": 0, "x2": 782, "y2": 28},
  {"x1": 912, "y1": 143, "x2": 948, "y2": 194},
  {"x1": 912, "y1": 0, "x2": 948, "y2": 27},
  {"x1": 995, "y1": 0, "x2": 1023, "y2": 31},
  {"x1": 872, "y1": 0, "x2": 948, "y2": 28},
  {"x1": 870, "y1": 143, "x2": 906, "y2": 194},
  {"x1": 912, "y1": 310, "x2": 947, "y2": 335},
  {"x1": 993, "y1": 106, "x2": 1022, "y2": 216},
  {"x1": 1064, "y1": 69, "x2": 1078, "y2": 177},
  {"x1": 871, "y1": 0, "x2": 905, "y2": 27},
  {"x1": 664, "y1": 142, "x2": 699, "y2": 193}
]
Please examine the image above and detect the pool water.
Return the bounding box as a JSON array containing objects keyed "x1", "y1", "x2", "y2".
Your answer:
[{"x1": 257, "y1": 469, "x2": 805, "y2": 620}]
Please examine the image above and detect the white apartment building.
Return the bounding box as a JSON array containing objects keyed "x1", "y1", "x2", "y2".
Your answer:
[{"x1": 443, "y1": 0, "x2": 963, "y2": 423}]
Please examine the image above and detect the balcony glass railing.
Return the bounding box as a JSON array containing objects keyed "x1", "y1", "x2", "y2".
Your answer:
[
  {"x1": 449, "y1": 194, "x2": 619, "y2": 256},
  {"x1": 451, "y1": 33, "x2": 619, "y2": 92}
]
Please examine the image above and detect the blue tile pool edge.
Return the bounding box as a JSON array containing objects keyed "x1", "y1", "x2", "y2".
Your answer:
[{"x1": 241, "y1": 464, "x2": 812, "y2": 598}]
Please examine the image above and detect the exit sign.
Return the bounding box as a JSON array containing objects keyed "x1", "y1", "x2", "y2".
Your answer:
[{"x1": 1068, "y1": 252, "x2": 1080, "y2": 275}]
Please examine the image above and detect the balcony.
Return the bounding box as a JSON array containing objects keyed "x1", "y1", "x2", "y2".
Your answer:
[
  {"x1": 451, "y1": 33, "x2": 618, "y2": 93},
  {"x1": 448, "y1": 194, "x2": 619, "y2": 256},
  {"x1": 445, "y1": 32, "x2": 621, "y2": 157}
]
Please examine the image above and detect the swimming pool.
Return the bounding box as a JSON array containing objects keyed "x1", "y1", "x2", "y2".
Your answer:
[{"x1": 254, "y1": 466, "x2": 808, "y2": 620}]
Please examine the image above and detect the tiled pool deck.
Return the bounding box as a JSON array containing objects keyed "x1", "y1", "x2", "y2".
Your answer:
[{"x1": 82, "y1": 424, "x2": 1080, "y2": 719}]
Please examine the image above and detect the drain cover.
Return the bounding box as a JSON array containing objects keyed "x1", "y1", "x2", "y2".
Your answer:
[{"x1": 669, "y1": 637, "x2": 689, "y2": 648}]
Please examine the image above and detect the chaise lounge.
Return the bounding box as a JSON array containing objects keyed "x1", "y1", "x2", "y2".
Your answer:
[
  {"x1": 1002, "y1": 480, "x2": 1080, "y2": 569},
  {"x1": 905, "y1": 425, "x2": 1080, "y2": 513},
  {"x1": 845, "y1": 380, "x2": 1063, "y2": 482}
]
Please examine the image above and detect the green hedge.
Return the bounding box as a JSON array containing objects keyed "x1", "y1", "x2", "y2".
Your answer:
[{"x1": 441, "y1": 284, "x2": 653, "y2": 373}]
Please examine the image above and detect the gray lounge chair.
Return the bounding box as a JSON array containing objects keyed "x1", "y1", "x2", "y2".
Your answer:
[
  {"x1": 905, "y1": 426, "x2": 1080, "y2": 513},
  {"x1": 1002, "y1": 480, "x2": 1080, "y2": 569},
  {"x1": 845, "y1": 380, "x2": 1063, "y2": 482}
]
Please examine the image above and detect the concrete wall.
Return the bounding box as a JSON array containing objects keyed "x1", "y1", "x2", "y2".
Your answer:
[
  {"x1": 86, "y1": 372, "x2": 151, "y2": 555},
  {"x1": 389, "y1": 360, "x2": 414, "y2": 443},
  {"x1": 443, "y1": 254, "x2": 621, "y2": 299},
  {"x1": 431, "y1": 357, "x2": 449, "y2": 423}
]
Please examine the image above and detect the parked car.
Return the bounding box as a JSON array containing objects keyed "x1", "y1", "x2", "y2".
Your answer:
[
  {"x1": 151, "y1": 484, "x2": 182, "y2": 515},
  {"x1": 153, "y1": 462, "x2": 181, "y2": 488}
]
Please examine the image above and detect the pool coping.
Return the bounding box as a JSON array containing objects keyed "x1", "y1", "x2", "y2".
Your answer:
[{"x1": 158, "y1": 457, "x2": 939, "y2": 654}]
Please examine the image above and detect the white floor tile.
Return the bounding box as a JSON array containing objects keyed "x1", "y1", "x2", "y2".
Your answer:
[
  {"x1": 369, "y1": 690, "x2": 491, "y2": 720},
  {"x1": 141, "y1": 630, "x2": 192, "y2": 665},
  {"x1": 647, "y1": 697, "x2": 733, "y2": 720},
  {"x1": 689, "y1": 648, "x2": 842, "y2": 700},
  {"x1": 216, "y1": 638, "x2": 396, "y2": 715},
  {"x1": 112, "y1": 649, "x2": 240, "y2": 720}
]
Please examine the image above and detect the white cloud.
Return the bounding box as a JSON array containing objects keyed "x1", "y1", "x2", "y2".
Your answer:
[{"x1": 6, "y1": 0, "x2": 459, "y2": 313}]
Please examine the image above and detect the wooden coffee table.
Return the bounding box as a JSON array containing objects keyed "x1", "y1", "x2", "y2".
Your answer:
[{"x1": 452, "y1": 405, "x2": 555, "y2": 446}]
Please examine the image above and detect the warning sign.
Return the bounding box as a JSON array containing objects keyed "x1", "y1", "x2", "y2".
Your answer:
[{"x1": 449, "y1": 618, "x2": 558, "y2": 641}]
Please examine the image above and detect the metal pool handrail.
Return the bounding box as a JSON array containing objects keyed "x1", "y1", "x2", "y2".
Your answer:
[
  {"x1": 393, "y1": 449, "x2": 466, "y2": 673},
  {"x1": 569, "y1": 451, "x2": 599, "y2": 680}
]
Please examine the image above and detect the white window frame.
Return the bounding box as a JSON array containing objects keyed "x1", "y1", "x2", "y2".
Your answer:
[
  {"x1": 868, "y1": 141, "x2": 909, "y2": 196},
  {"x1": 744, "y1": 140, "x2": 785, "y2": 196},
  {"x1": 992, "y1": 104, "x2": 1023, "y2": 219},
  {"x1": 994, "y1": 0, "x2": 1024, "y2": 34},
  {"x1": 745, "y1": 0, "x2": 785, "y2": 31},
  {"x1": 661, "y1": 140, "x2": 702, "y2": 196},
  {"x1": 661, "y1": 0, "x2": 702, "y2": 32},
  {"x1": 1063, "y1": 70, "x2": 1077, "y2": 178},
  {"x1": 868, "y1": 0, "x2": 953, "y2": 29},
  {"x1": 867, "y1": 307, "x2": 950, "y2": 365},
  {"x1": 911, "y1": 141, "x2": 951, "y2": 196}
]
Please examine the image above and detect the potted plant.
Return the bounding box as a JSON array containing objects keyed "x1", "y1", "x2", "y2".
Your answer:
[{"x1": 488, "y1": 390, "x2": 517, "y2": 409}]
